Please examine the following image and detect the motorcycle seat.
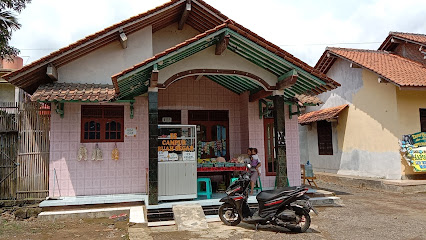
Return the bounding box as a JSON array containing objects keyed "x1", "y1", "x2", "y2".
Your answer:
[{"x1": 256, "y1": 187, "x2": 299, "y2": 202}]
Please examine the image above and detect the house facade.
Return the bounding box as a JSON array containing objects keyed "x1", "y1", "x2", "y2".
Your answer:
[
  {"x1": 0, "y1": 57, "x2": 25, "y2": 103},
  {"x1": 299, "y1": 32, "x2": 426, "y2": 180},
  {"x1": 4, "y1": 0, "x2": 339, "y2": 204}
]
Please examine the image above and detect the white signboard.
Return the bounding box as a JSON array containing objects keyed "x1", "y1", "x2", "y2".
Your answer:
[
  {"x1": 183, "y1": 151, "x2": 196, "y2": 161},
  {"x1": 125, "y1": 128, "x2": 137, "y2": 137},
  {"x1": 169, "y1": 153, "x2": 179, "y2": 161},
  {"x1": 158, "y1": 151, "x2": 169, "y2": 161}
]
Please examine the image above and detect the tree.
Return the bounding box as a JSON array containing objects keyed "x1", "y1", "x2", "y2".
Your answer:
[{"x1": 0, "y1": 0, "x2": 31, "y2": 59}]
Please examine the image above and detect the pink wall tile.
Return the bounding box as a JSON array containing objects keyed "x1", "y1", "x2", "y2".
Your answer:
[
  {"x1": 48, "y1": 97, "x2": 149, "y2": 197},
  {"x1": 49, "y1": 77, "x2": 302, "y2": 197}
]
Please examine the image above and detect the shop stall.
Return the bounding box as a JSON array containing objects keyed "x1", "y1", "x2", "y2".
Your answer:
[
  {"x1": 158, "y1": 125, "x2": 197, "y2": 200},
  {"x1": 158, "y1": 123, "x2": 247, "y2": 198}
]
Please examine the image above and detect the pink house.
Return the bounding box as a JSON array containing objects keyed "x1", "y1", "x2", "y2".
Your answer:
[{"x1": 4, "y1": 0, "x2": 339, "y2": 204}]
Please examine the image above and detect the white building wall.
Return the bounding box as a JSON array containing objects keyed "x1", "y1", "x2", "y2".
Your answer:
[
  {"x1": 152, "y1": 23, "x2": 200, "y2": 55},
  {"x1": 299, "y1": 58, "x2": 402, "y2": 179},
  {"x1": 58, "y1": 26, "x2": 153, "y2": 84}
]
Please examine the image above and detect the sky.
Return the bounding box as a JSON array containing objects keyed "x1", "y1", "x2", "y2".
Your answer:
[{"x1": 9, "y1": 0, "x2": 426, "y2": 67}]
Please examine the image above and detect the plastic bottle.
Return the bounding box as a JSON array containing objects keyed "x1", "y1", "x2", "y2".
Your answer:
[{"x1": 305, "y1": 161, "x2": 314, "y2": 177}]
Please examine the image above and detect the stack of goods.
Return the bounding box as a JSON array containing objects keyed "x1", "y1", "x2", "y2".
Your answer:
[{"x1": 197, "y1": 140, "x2": 227, "y2": 158}]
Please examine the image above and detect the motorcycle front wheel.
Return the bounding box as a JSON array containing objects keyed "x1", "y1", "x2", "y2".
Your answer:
[
  {"x1": 287, "y1": 209, "x2": 311, "y2": 233},
  {"x1": 218, "y1": 203, "x2": 241, "y2": 226}
]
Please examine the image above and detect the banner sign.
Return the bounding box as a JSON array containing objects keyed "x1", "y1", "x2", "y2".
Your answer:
[
  {"x1": 400, "y1": 132, "x2": 426, "y2": 172},
  {"x1": 411, "y1": 132, "x2": 426, "y2": 147}
]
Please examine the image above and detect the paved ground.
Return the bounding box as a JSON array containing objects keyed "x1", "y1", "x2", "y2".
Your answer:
[{"x1": 134, "y1": 181, "x2": 426, "y2": 240}]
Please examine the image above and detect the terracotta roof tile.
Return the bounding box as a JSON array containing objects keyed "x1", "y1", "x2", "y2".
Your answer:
[
  {"x1": 318, "y1": 47, "x2": 426, "y2": 87},
  {"x1": 391, "y1": 32, "x2": 426, "y2": 45},
  {"x1": 298, "y1": 104, "x2": 348, "y2": 125},
  {"x1": 31, "y1": 83, "x2": 116, "y2": 102},
  {"x1": 5, "y1": 0, "x2": 184, "y2": 80},
  {"x1": 3, "y1": 0, "x2": 229, "y2": 93}
]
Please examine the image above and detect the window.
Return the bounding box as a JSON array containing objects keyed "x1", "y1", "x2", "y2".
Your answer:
[
  {"x1": 189, "y1": 110, "x2": 229, "y2": 159},
  {"x1": 317, "y1": 120, "x2": 333, "y2": 155},
  {"x1": 263, "y1": 118, "x2": 276, "y2": 176},
  {"x1": 421, "y1": 109, "x2": 426, "y2": 132},
  {"x1": 81, "y1": 105, "x2": 124, "y2": 142}
]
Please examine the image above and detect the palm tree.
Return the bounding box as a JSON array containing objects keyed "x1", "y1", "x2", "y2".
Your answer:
[
  {"x1": 0, "y1": 0, "x2": 31, "y2": 59},
  {"x1": 0, "y1": 10, "x2": 21, "y2": 59}
]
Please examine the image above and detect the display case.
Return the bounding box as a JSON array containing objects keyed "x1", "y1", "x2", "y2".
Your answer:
[{"x1": 158, "y1": 125, "x2": 197, "y2": 200}]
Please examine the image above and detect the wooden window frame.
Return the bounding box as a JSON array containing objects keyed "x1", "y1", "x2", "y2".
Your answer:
[
  {"x1": 263, "y1": 117, "x2": 276, "y2": 176},
  {"x1": 81, "y1": 105, "x2": 124, "y2": 143},
  {"x1": 420, "y1": 109, "x2": 426, "y2": 132},
  {"x1": 317, "y1": 120, "x2": 333, "y2": 155},
  {"x1": 188, "y1": 110, "x2": 230, "y2": 160}
]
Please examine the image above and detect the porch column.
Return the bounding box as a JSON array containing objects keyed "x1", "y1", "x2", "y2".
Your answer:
[
  {"x1": 148, "y1": 89, "x2": 159, "y2": 205},
  {"x1": 273, "y1": 95, "x2": 288, "y2": 187}
]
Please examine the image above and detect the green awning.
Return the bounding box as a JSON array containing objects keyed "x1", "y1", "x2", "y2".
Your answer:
[{"x1": 115, "y1": 26, "x2": 336, "y2": 99}]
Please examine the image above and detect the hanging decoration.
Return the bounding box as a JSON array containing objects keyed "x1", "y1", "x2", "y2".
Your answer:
[
  {"x1": 112, "y1": 143, "x2": 119, "y2": 161},
  {"x1": 77, "y1": 145, "x2": 88, "y2": 161},
  {"x1": 92, "y1": 143, "x2": 103, "y2": 161}
]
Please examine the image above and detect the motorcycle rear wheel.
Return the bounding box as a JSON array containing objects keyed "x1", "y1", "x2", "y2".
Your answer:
[
  {"x1": 218, "y1": 203, "x2": 241, "y2": 226},
  {"x1": 287, "y1": 209, "x2": 311, "y2": 233}
]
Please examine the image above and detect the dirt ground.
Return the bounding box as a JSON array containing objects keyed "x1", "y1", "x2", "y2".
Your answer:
[
  {"x1": 1, "y1": 181, "x2": 426, "y2": 240},
  {"x1": 0, "y1": 216, "x2": 129, "y2": 240}
]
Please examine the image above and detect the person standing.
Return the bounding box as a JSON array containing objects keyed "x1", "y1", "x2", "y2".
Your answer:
[{"x1": 250, "y1": 148, "x2": 261, "y2": 195}]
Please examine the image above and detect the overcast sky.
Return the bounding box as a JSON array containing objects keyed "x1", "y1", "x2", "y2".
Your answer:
[{"x1": 9, "y1": 0, "x2": 426, "y2": 67}]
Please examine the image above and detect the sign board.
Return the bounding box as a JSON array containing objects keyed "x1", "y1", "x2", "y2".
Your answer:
[
  {"x1": 183, "y1": 151, "x2": 196, "y2": 161},
  {"x1": 158, "y1": 151, "x2": 169, "y2": 161},
  {"x1": 125, "y1": 128, "x2": 137, "y2": 137},
  {"x1": 162, "y1": 117, "x2": 172, "y2": 123},
  {"x1": 411, "y1": 132, "x2": 426, "y2": 147},
  {"x1": 400, "y1": 132, "x2": 426, "y2": 172},
  {"x1": 412, "y1": 153, "x2": 426, "y2": 171},
  {"x1": 169, "y1": 153, "x2": 179, "y2": 161}
]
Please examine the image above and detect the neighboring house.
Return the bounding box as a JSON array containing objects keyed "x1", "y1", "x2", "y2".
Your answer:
[
  {"x1": 299, "y1": 32, "x2": 426, "y2": 180},
  {"x1": 3, "y1": 0, "x2": 339, "y2": 204},
  {"x1": 0, "y1": 57, "x2": 25, "y2": 103}
]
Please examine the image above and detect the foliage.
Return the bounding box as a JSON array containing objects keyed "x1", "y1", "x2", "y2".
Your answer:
[{"x1": 0, "y1": 0, "x2": 31, "y2": 59}]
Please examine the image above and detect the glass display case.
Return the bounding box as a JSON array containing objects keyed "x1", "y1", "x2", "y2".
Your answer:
[
  {"x1": 158, "y1": 125, "x2": 197, "y2": 200},
  {"x1": 158, "y1": 125, "x2": 197, "y2": 162}
]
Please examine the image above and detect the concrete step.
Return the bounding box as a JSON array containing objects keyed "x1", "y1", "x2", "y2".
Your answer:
[
  {"x1": 315, "y1": 172, "x2": 426, "y2": 193},
  {"x1": 307, "y1": 189, "x2": 336, "y2": 198},
  {"x1": 172, "y1": 204, "x2": 208, "y2": 231},
  {"x1": 38, "y1": 206, "x2": 131, "y2": 221},
  {"x1": 129, "y1": 206, "x2": 147, "y2": 226},
  {"x1": 310, "y1": 196, "x2": 342, "y2": 207}
]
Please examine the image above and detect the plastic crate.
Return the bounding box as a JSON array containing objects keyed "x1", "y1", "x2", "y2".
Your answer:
[{"x1": 202, "y1": 163, "x2": 214, "y2": 168}]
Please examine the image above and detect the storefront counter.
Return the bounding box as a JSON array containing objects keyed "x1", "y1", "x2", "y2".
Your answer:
[{"x1": 197, "y1": 166, "x2": 247, "y2": 172}]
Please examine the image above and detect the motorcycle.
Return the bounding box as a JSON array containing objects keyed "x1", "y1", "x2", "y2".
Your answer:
[{"x1": 218, "y1": 165, "x2": 318, "y2": 233}]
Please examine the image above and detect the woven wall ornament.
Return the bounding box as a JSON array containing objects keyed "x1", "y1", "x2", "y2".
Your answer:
[
  {"x1": 91, "y1": 145, "x2": 97, "y2": 161},
  {"x1": 96, "y1": 144, "x2": 103, "y2": 161},
  {"x1": 112, "y1": 143, "x2": 119, "y2": 161},
  {"x1": 92, "y1": 143, "x2": 103, "y2": 161},
  {"x1": 77, "y1": 145, "x2": 88, "y2": 161}
]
